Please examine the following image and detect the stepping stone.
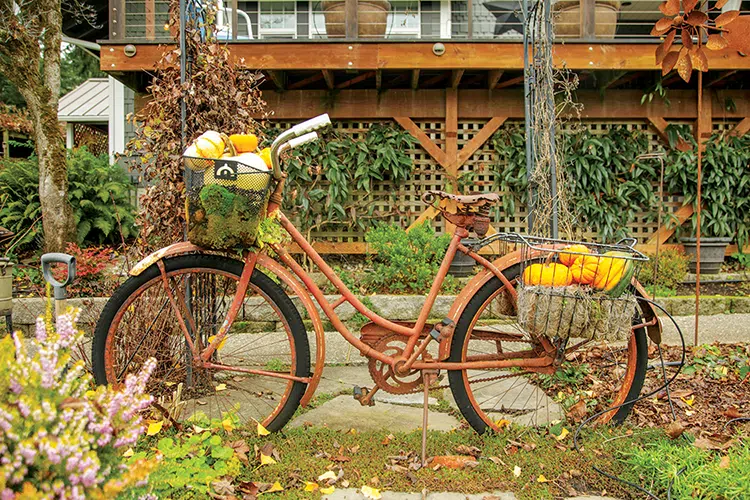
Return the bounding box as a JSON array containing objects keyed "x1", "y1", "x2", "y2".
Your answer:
[
  {"x1": 322, "y1": 489, "x2": 518, "y2": 499},
  {"x1": 290, "y1": 396, "x2": 459, "y2": 432}
]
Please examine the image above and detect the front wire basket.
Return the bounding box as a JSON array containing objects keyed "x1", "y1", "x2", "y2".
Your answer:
[
  {"x1": 493, "y1": 233, "x2": 649, "y2": 342},
  {"x1": 184, "y1": 156, "x2": 273, "y2": 250}
]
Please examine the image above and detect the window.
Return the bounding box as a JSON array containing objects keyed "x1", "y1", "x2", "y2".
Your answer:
[
  {"x1": 389, "y1": 0, "x2": 421, "y2": 38},
  {"x1": 259, "y1": 1, "x2": 297, "y2": 38}
]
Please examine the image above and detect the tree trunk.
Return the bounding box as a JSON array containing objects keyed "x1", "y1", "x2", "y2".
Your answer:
[{"x1": 0, "y1": 0, "x2": 76, "y2": 252}]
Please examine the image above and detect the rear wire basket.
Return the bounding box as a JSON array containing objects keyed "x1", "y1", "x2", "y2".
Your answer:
[
  {"x1": 493, "y1": 233, "x2": 649, "y2": 342},
  {"x1": 184, "y1": 156, "x2": 272, "y2": 251}
]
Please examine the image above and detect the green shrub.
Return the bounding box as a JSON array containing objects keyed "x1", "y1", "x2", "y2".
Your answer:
[
  {"x1": 0, "y1": 148, "x2": 136, "y2": 251},
  {"x1": 638, "y1": 248, "x2": 689, "y2": 293},
  {"x1": 363, "y1": 222, "x2": 459, "y2": 294}
]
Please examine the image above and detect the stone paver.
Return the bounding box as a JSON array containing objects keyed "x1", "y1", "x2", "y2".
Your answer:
[
  {"x1": 289, "y1": 395, "x2": 459, "y2": 432},
  {"x1": 660, "y1": 313, "x2": 750, "y2": 345},
  {"x1": 321, "y1": 489, "x2": 619, "y2": 500}
]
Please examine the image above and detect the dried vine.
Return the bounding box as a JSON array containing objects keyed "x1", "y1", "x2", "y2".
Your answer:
[{"x1": 127, "y1": 0, "x2": 267, "y2": 248}]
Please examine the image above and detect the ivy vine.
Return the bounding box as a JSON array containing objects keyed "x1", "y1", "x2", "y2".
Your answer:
[
  {"x1": 261, "y1": 122, "x2": 416, "y2": 233},
  {"x1": 492, "y1": 126, "x2": 658, "y2": 242}
]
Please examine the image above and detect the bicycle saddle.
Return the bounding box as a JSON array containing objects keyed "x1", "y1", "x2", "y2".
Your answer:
[{"x1": 421, "y1": 190, "x2": 500, "y2": 207}]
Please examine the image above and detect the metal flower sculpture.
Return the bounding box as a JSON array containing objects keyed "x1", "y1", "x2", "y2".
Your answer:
[{"x1": 651, "y1": 0, "x2": 740, "y2": 82}]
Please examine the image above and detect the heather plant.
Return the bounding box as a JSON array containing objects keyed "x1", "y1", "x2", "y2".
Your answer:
[{"x1": 0, "y1": 307, "x2": 156, "y2": 499}]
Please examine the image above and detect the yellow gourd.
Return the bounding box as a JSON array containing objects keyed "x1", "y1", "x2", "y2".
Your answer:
[
  {"x1": 229, "y1": 133, "x2": 259, "y2": 153},
  {"x1": 523, "y1": 263, "x2": 573, "y2": 287},
  {"x1": 258, "y1": 147, "x2": 272, "y2": 168},
  {"x1": 193, "y1": 131, "x2": 225, "y2": 158},
  {"x1": 569, "y1": 255, "x2": 599, "y2": 285},
  {"x1": 558, "y1": 244, "x2": 590, "y2": 267},
  {"x1": 592, "y1": 251, "x2": 631, "y2": 291}
]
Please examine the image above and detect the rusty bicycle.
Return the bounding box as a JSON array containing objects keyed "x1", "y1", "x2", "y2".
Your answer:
[{"x1": 93, "y1": 114, "x2": 663, "y2": 441}]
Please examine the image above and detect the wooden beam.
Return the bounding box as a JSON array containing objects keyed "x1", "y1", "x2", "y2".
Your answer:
[
  {"x1": 645, "y1": 204, "x2": 694, "y2": 246},
  {"x1": 411, "y1": 69, "x2": 420, "y2": 90},
  {"x1": 451, "y1": 69, "x2": 465, "y2": 89},
  {"x1": 454, "y1": 116, "x2": 507, "y2": 167},
  {"x1": 495, "y1": 75, "x2": 525, "y2": 89},
  {"x1": 604, "y1": 71, "x2": 644, "y2": 89},
  {"x1": 256, "y1": 89, "x2": 750, "y2": 120},
  {"x1": 322, "y1": 70, "x2": 335, "y2": 89},
  {"x1": 422, "y1": 73, "x2": 447, "y2": 87},
  {"x1": 445, "y1": 88, "x2": 458, "y2": 164},
  {"x1": 730, "y1": 117, "x2": 750, "y2": 137},
  {"x1": 393, "y1": 116, "x2": 449, "y2": 167},
  {"x1": 335, "y1": 71, "x2": 376, "y2": 89},
  {"x1": 101, "y1": 43, "x2": 750, "y2": 72},
  {"x1": 406, "y1": 206, "x2": 439, "y2": 231},
  {"x1": 581, "y1": 0, "x2": 596, "y2": 40},
  {"x1": 706, "y1": 70, "x2": 738, "y2": 88},
  {"x1": 287, "y1": 72, "x2": 324, "y2": 90},
  {"x1": 487, "y1": 70, "x2": 504, "y2": 89},
  {"x1": 375, "y1": 69, "x2": 382, "y2": 91},
  {"x1": 647, "y1": 116, "x2": 671, "y2": 145},
  {"x1": 266, "y1": 70, "x2": 286, "y2": 91}
]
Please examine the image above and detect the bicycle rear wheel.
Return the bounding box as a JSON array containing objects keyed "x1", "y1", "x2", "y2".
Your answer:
[
  {"x1": 92, "y1": 254, "x2": 309, "y2": 432},
  {"x1": 448, "y1": 265, "x2": 648, "y2": 434}
]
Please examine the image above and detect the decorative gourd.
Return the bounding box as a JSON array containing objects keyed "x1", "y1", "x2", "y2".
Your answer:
[
  {"x1": 558, "y1": 244, "x2": 590, "y2": 267},
  {"x1": 258, "y1": 147, "x2": 272, "y2": 168},
  {"x1": 194, "y1": 131, "x2": 225, "y2": 158},
  {"x1": 592, "y1": 251, "x2": 634, "y2": 296},
  {"x1": 569, "y1": 255, "x2": 599, "y2": 285},
  {"x1": 523, "y1": 263, "x2": 573, "y2": 287},
  {"x1": 229, "y1": 133, "x2": 259, "y2": 153}
]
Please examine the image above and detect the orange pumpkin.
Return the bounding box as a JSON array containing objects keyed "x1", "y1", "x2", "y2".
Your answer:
[
  {"x1": 229, "y1": 133, "x2": 259, "y2": 153},
  {"x1": 558, "y1": 244, "x2": 590, "y2": 267},
  {"x1": 523, "y1": 263, "x2": 573, "y2": 287},
  {"x1": 569, "y1": 255, "x2": 599, "y2": 285}
]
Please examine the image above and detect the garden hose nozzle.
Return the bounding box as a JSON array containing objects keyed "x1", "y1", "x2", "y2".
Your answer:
[{"x1": 41, "y1": 253, "x2": 76, "y2": 317}]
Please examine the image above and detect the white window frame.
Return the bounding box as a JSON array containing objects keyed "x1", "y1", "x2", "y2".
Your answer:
[
  {"x1": 258, "y1": 0, "x2": 298, "y2": 39},
  {"x1": 388, "y1": 0, "x2": 422, "y2": 38}
]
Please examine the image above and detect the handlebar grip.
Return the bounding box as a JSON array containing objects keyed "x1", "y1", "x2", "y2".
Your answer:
[
  {"x1": 291, "y1": 114, "x2": 331, "y2": 137},
  {"x1": 287, "y1": 132, "x2": 319, "y2": 149}
]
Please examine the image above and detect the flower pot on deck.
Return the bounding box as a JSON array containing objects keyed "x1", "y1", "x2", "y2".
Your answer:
[
  {"x1": 552, "y1": 0, "x2": 620, "y2": 38},
  {"x1": 322, "y1": 0, "x2": 391, "y2": 38},
  {"x1": 680, "y1": 237, "x2": 732, "y2": 275}
]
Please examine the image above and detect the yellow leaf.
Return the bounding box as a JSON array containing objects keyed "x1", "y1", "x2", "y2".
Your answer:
[
  {"x1": 320, "y1": 485, "x2": 335, "y2": 495},
  {"x1": 555, "y1": 428, "x2": 570, "y2": 441},
  {"x1": 257, "y1": 422, "x2": 271, "y2": 436},
  {"x1": 348, "y1": 428, "x2": 358, "y2": 435},
  {"x1": 207, "y1": 334, "x2": 227, "y2": 351},
  {"x1": 318, "y1": 471, "x2": 337, "y2": 481},
  {"x1": 260, "y1": 453, "x2": 277, "y2": 466},
  {"x1": 123, "y1": 448, "x2": 134, "y2": 457},
  {"x1": 682, "y1": 396, "x2": 695, "y2": 407},
  {"x1": 537, "y1": 474, "x2": 548, "y2": 483},
  {"x1": 222, "y1": 418, "x2": 234, "y2": 432},
  {"x1": 361, "y1": 485, "x2": 381, "y2": 499},
  {"x1": 494, "y1": 419, "x2": 511, "y2": 430},
  {"x1": 215, "y1": 383, "x2": 227, "y2": 392},
  {"x1": 146, "y1": 421, "x2": 163, "y2": 436},
  {"x1": 304, "y1": 482, "x2": 319, "y2": 492},
  {"x1": 264, "y1": 481, "x2": 284, "y2": 493},
  {"x1": 513, "y1": 465, "x2": 522, "y2": 477}
]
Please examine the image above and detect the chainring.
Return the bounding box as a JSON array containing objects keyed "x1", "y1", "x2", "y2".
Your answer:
[{"x1": 368, "y1": 334, "x2": 424, "y2": 394}]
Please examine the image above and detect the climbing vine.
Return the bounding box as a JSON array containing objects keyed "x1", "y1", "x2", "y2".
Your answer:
[
  {"x1": 492, "y1": 126, "x2": 658, "y2": 242},
  {"x1": 261, "y1": 122, "x2": 416, "y2": 234}
]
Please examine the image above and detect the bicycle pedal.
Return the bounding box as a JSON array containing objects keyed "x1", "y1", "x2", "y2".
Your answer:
[{"x1": 352, "y1": 385, "x2": 375, "y2": 406}]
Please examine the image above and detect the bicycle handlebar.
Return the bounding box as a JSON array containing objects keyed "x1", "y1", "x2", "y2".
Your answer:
[{"x1": 269, "y1": 114, "x2": 331, "y2": 180}]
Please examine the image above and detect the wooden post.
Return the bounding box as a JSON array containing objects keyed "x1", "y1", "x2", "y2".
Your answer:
[
  {"x1": 445, "y1": 88, "x2": 458, "y2": 187},
  {"x1": 145, "y1": 0, "x2": 155, "y2": 40},
  {"x1": 345, "y1": 0, "x2": 358, "y2": 40},
  {"x1": 110, "y1": 0, "x2": 124, "y2": 40},
  {"x1": 581, "y1": 0, "x2": 595, "y2": 40},
  {"x1": 231, "y1": 0, "x2": 239, "y2": 41}
]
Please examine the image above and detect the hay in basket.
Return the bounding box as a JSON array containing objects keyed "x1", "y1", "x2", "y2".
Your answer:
[{"x1": 516, "y1": 285, "x2": 637, "y2": 341}]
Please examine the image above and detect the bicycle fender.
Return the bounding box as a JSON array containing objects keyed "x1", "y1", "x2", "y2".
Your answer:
[
  {"x1": 446, "y1": 249, "x2": 662, "y2": 347},
  {"x1": 129, "y1": 241, "x2": 204, "y2": 276},
  {"x1": 255, "y1": 254, "x2": 324, "y2": 408}
]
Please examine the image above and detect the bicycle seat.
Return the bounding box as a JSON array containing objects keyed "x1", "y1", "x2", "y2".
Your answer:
[{"x1": 421, "y1": 190, "x2": 500, "y2": 207}]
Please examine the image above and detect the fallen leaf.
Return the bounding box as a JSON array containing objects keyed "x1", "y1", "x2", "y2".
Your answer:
[
  {"x1": 212, "y1": 478, "x2": 235, "y2": 495},
  {"x1": 724, "y1": 406, "x2": 742, "y2": 419},
  {"x1": 260, "y1": 453, "x2": 277, "y2": 466},
  {"x1": 537, "y1": 474, "x2": 548, "y2": 483},
  {"x1": 222, "y1": 418, "x2": 234, "y2": 432},
  {"x1": 146, "y1": 421, "x2": 163, "y2": 436},
  {"x1": 332, "y1": 454, "x2": 351, "y2": 463},
  {"x1": 348, "y1": 428, "x2": 357, "y2": 435},
  {"x1": 694, "y1": 434, "x2": 735, "y2": 451},
  {"x1": 349, "y1": 444, "x2": 360, "y2": 454},
  {"x1": 494, "y1": 419, "x2": 511, "y2": 430},
  {"x1": 369, "y1": 476, "x2": 379, "y2": 486},
  {"x1": 487, "y1": 456, "x2": 506, "y2": 466},
  {"x1": 257, "y1": 422, "x2": 271, "y2": 436},
  {"x1": 228, "y1": 439, "x2": 251, "y2": 465},
  {"x1": 513, "y1": 465, "x2": 522, "y2": 477},
  {"x1": 264, "y1": 481, "x2": 284, "y2": 493},
  {"x1": 318, "y1": 471, "x2": 337, "y2": 482},
  {"x1": 361, "y1": 485, "x2": 381, "y2": 499},
  {"x1": 431, "y1": 455, "x2": 479, "y2": 469},
  {"x1": 567, "y1": 400, "x2": 587, "y2": 422},
  {"x1": 304, "y1": 482, "x2": 319, "y2": 492},
  {"x1": 554, "y1": 428, "x2": 570, "y2": 441},
  {"x1": 681, "y1": 395, "x2": 695, "y2": 407},
  {"x1": 215, "y1": 383, "x2": 227, "y2": 392},
  {"x1": 665, "y1": 421, "x2": 685, "y2": 440},
  {"x1": 455, "y1": 444, "x2": 482, "y2": 458},
  {"x1": 320, "y1": 485, "x2": 335, "y2": 495},
  {"x1": 719, "y1": 456, "x2": 730, "y2": 469}
]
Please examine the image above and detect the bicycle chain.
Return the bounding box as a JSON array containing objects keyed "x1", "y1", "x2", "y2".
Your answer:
[{"x1": 401, "y1": 370, "x2": 532, "y2": 394}]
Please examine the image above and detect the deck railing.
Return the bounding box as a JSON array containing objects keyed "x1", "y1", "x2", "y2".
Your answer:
[{"x1": 110, "y1": 0, "x2": 748, "y2": 43}]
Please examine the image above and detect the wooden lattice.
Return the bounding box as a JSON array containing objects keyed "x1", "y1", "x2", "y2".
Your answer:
[{"x1": 74, "y1": 123, "x2": 109, "y2": 156}]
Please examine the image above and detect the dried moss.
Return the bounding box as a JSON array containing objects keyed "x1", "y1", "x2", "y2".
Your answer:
[{"x1": 517, "y1": 285, "x2": 635, "y2": 341}]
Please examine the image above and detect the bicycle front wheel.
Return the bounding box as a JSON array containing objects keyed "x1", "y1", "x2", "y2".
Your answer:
[{"x1": 92, "y1": 254, "x2": 310, "y2": 432}]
